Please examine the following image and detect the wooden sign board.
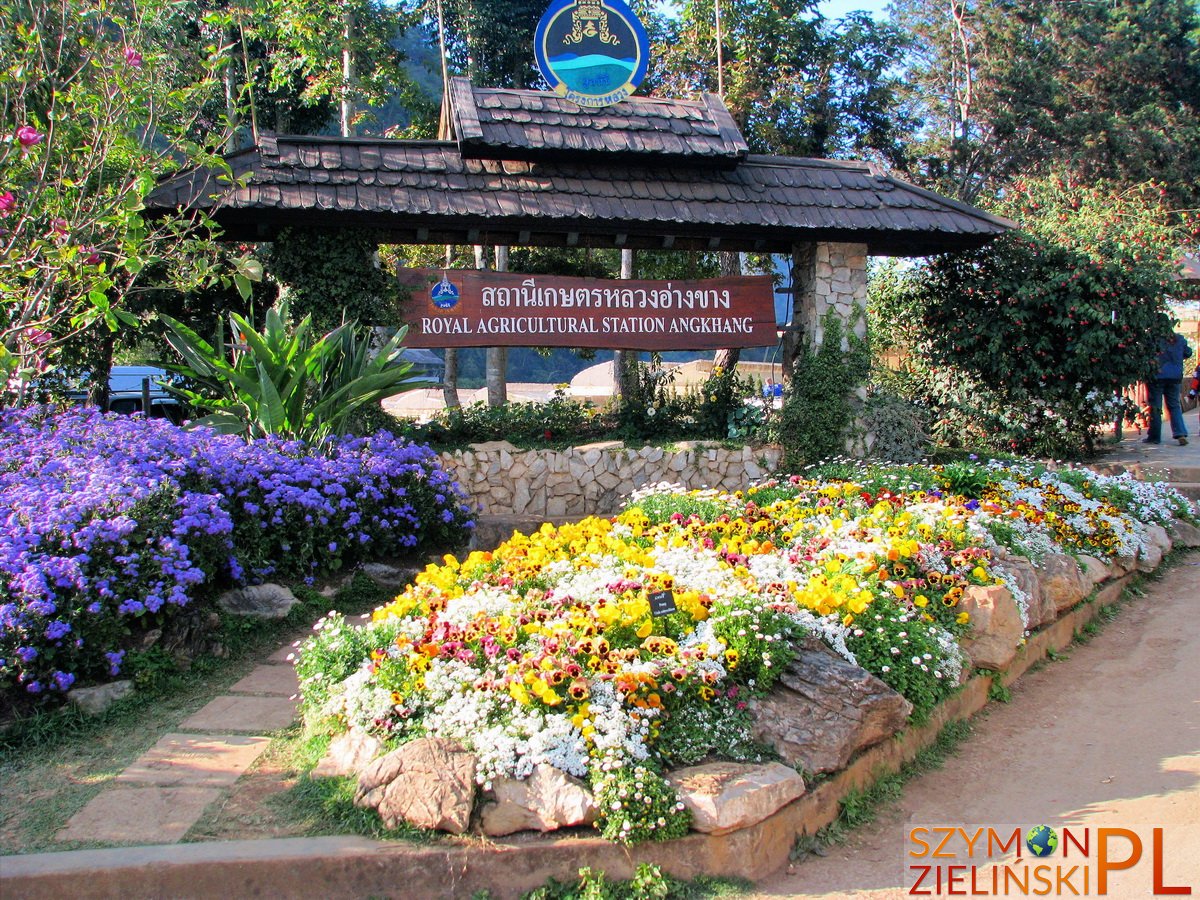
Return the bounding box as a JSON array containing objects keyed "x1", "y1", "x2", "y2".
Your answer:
[{"x1": 398, "y1": 269, "x2": 777, "y2": 351}]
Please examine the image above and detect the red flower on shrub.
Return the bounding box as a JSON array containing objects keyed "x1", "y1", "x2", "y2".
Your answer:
[
  {"x1": 0, "y1": 190, "x2": 13, "y2": 216},
  {"x1": 124, "y1": 47, "x2": 143, "y2": 67},
  {"x1": 16, "y1": 125, "x2": 42, "y2": 148}
]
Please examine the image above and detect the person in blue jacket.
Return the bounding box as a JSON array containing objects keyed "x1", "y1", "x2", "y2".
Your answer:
[{"x1": 1146, "y1": 331, "x2": 1193, "y2": 445}]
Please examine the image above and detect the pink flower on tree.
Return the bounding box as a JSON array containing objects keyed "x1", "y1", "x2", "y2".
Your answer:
[
  {"x1": 16, "y1": 125, "x2": 43, "y2": 148},
  {"x1": 124, "y1": 47, "x2": 143, "y2": 67},
  {"x1": 0, "y1": 191, "x2": 14, "y2": 216},
  {"x1": 49, "y1": 218, "x2": 69, "y2": 238},
  {"x1": 80, "y1": 246, "x2": 102, "y2": 265}
]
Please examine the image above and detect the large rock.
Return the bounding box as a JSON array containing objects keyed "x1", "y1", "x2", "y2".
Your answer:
[
  {"x1": 68, "y1": 680, "x2": 134, "y2": 716},
  {"x1": 994, "y1": 553, "x2": 1051, "y2": 629},
  {"x1": 666, "y1": 761, "x2": 805, "y2": 835},
  {"x1": 1110, "y1": 555, "x2": 1136, "y2": 577},
  {"x1": 357, "y1": 562, "x2": 418, "y2": 589},
  {"x1": 1037, "y1": 554, "x2": 1089, "y2": 614},
  {"x1": 1136, "y1": 541, "x2": 1163, "y2": 573},
  {"x1": 1169, "y1": 520, "x2": 1200, "y2": 548},
  {"x1": 749, "y1": 637, "x2": 912, "y2": 775},
  {"x1": 313, "y1": 728, "x2": 384, "y2": 779},
  {"x1": 216, "y1": 583, "x2": 298, "y2": 619},
  {"x1": 1076, "y1": 555, "x2": 1110, "y2": 588},
  {"x1": 354, "y1": 737, "x2": 477, "y2": 833},
  {"x1": 1145, "y1": 523, "x2": 1173, "y2": 554},
  {"x1": 479, "y1": 765, "x2": 597, "y2": 836},
  {"x1": 959, "y1": 584, "x2": 1024, "y2": 672}
]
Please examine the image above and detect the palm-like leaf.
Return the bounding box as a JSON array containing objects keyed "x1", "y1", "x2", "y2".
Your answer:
[{"x1": 158, "y1": 302, "x2": 424, "y2": 445}]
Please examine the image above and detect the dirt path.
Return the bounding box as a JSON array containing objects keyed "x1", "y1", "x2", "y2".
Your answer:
[{"x1": 750, "y1": 552, "x2": 1200, "y2": 899}]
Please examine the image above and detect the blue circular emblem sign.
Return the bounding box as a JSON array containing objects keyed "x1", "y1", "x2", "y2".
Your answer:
[
  {"x1": 534, "y1": 0, "x2": 649, "y2": 108},
  {"x1": 431, "y1": 274, "x2": 461, "y2": 310}
]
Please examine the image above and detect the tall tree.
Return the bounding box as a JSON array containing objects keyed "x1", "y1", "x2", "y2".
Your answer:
[
  {"x1": 0, "y1": 0, "x2": 257, "y2": 405},
  {"x1": 262, "y1": 0, "x2": 412, "y2": 135},
  {"x1": 655, "y1": 0, "x2": 912, "y2": 162},
  {"x1": 889, "y1": 0, "x2": 1200, "y2": 206}
]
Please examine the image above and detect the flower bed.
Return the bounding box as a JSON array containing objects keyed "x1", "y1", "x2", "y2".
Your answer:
[
  {"x1": 297, "y1": 458, "x2": 1196, "y2": 844},
  {"x1": 0, "y1": 407, "x2": 474, "y2": 701}
]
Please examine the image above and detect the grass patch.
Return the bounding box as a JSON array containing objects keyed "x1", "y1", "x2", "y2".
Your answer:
[
  {"x1": 275, "y1": 773, "x2": 434, "y2": 842},
  {"x1": 516, "y1": 864, "x2": 751, "y2": 900},
  {"x1": 0, "y1": 569, "x2": 408, "y2": 855}
]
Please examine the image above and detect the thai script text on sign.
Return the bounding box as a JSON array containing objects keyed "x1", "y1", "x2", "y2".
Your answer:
[{"x1": 398, "y1": 270, "x2": 777, "y2": 350}]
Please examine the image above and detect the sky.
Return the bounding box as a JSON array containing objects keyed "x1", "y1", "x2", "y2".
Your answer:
[{"x1": 819, "y1": 0, "x2": 891, "y2": 19}]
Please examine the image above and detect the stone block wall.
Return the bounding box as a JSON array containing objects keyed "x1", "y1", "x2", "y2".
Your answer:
[
  {"x1": 439, "y1": 441, "x2": 784, "y2": 518},
  {"x1": 801, "y1": 242, "x2": 868, "y2": 348}
]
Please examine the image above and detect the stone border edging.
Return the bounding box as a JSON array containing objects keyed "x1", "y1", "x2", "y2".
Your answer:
[{"x1": 0, "y1": 570, "x2": 1141, "y2": 899}]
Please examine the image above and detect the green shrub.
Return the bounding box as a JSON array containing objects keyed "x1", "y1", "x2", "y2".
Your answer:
[
  {"x1": 780, "y1": 312, "x2": 870, "y2": 468},
  {"x1": 864, "y1": 390, "x2": 929, "y2": 463}
]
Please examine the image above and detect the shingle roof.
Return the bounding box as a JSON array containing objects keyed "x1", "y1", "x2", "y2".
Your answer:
[
  {"x1": 145, "y1": 133, "x2": 1013, "y2": 255},
  {"x1": 450, "y1": 77, "x2": 748, "y2": 168}
]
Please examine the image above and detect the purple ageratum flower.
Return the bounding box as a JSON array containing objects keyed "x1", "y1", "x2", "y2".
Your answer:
[
  {"x1": 52, "y1": 670, "x2": 75, "y2": 691},
  {"x1": 1, "y1": 407, "x2": 470, "y2": 691},
  {"x1": 16, "y1": 646, "x2": 38, "y2": 663},
  {"x1": 105, "y1": 650, "x2": 125, "y2": 675}
]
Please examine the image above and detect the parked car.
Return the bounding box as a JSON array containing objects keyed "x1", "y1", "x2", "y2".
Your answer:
[
  {"x1": 58, "y1": 366, "x2": 185, "y2": 423},
  {"x1": 105, "y1": 366, "x2": 185, "y2": 422}
]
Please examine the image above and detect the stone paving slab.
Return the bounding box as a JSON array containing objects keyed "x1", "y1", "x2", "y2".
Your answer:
[
  {"x1": 56, "y1": 786, "x2": 223, "y2": 845},
  {"x1": 179, "y1": 695, "x2": 297, "y2": 734},
  {"x1": 266, "y1": 642, "x2": 302, "y2": 664},
  {"x1": 229, "y1": 664, "x2": 299, "y2": 696},
  {"x1": 116, "y1": 733, "x2": 271, "y2": 788}
]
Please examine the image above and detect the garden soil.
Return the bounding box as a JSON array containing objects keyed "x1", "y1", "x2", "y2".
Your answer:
[{"x1": 749, "y1": 550, "x2": 1200, "y2": 899}]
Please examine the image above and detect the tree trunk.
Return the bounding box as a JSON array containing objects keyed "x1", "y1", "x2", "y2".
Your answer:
[
  {"x1": 224, "y1": 25, "x2": 241, "y2": 153},
  {"x1": 340, "y1": 8, "x2": 356, "y2": 137},
  {"x1": 781, "y1": 243, "x2": 817, "y2": 384},
  {"x1": 613, "y1": 249, "x2": 639, "y2": 404},
  {"x1": 483, "y1": 246, "x2": 507, "y2": 407},
  {"x1": 443, "y1": 347, "x2": 460, "y2": 409},
  {"x1": 441, "y1": 244, "x2": 460, "y2": 408},
  {"x1": 712, "y1": 251, "x2": 743, "y2": 372}
]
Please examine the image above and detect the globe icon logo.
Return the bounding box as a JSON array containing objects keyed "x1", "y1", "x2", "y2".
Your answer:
[{"x1": 1026, "y1": 825, "x2": 1059, "y2": 858}]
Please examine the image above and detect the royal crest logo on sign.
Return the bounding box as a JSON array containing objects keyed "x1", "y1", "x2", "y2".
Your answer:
[
  {"x1": 534, "y1": 0, "x2": 649, "y2": 107},
  {"x1": 430, "y1": 273, "x2": 461, "y2": 310}
]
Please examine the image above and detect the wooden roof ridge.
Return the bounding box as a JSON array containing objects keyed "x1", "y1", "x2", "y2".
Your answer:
[{"x1": 448, "y1": 77, "x2": 749, "y2": 167}]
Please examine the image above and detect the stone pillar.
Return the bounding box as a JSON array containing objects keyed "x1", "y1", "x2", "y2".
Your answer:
[
  {"x1": 782, "y1": 242, "x2": 867, "y2": 375},
  {"x1": 815, "y1": 242, "x2": 869, "y2": 347}
]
